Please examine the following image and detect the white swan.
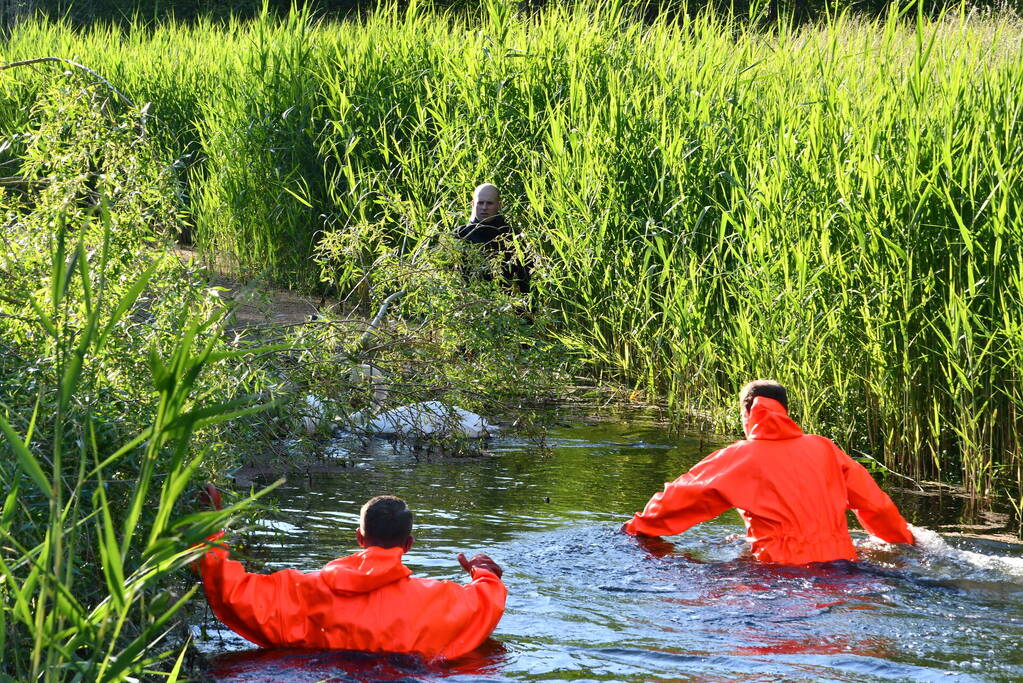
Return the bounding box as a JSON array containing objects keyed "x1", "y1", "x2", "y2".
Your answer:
[{"x1": 301, "y1": 394, "x2": 327, "y2": 435}]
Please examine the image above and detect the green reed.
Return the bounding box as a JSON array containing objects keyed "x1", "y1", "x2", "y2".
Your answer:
[
  {"x1": 0, "y1": 74, "x2": 287, "y2": 677},
  {"x1": 2, "y1": 1, "x2": 1022, "y2": 504},
  {"x1": 0, "y1": 212, "x2": 279, "y2": 680}
]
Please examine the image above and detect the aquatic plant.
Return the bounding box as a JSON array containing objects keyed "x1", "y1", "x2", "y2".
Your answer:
[{"x1": 0, "y1": 212, "x2": 283, "y2": 678}]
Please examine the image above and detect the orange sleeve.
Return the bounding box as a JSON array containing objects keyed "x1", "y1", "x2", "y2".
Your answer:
[
  {"x1": 839, "y1": 449, "x2": 915, "y2": 545},
  {"x1": 623, "y1": 449, "x2": 734, "y2": 537},
  {"x1": 440, "y1": 567, "x2": 508, "y2": 659},
  {"x1": 199, "y1": 540, "x2": 311, "y2": 648}
]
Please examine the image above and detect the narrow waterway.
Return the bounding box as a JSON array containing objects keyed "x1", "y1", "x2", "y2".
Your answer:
[{"x1": 194, "y1": 411, "x2": 1023, "y2": 682}]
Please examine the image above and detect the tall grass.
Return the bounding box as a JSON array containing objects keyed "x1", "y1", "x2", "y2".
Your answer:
[
  {"x1": 2, "y1": 2, "x2": 1022, "y2": 505},
  {"x1": 0, "y1": 212, "x2": 279, "y2": 679},
  {"x1": 0, "y1": 74, "x2": 288, "y2": 677}
]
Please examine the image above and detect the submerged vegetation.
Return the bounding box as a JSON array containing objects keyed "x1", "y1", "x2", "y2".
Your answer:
[{"x1": 2, "y1": 0, "x2": 1023, "y2": 674}]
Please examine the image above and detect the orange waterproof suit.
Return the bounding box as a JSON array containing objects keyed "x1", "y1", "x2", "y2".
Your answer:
[
  {"x1": 200, "y1": 541, "x2": 507, "y2": 659},
  {"x1": 623, "y1": 397, "x2": 914, "y2": 564}
]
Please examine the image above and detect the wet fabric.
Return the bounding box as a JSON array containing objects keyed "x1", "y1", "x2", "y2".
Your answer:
[
  {"x1": 200, "y1": 542, "x2": 507, "y2": 659},
  {"x1": 624, "y1": 397, "x2": 914, "y2": 564}
]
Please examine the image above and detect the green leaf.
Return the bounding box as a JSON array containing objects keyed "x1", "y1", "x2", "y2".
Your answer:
[
  {"x1": 147, "y1": 346, "x2": 170, "y2": 390},
  {"x1": 1, "y1": 484, "x2": 18, "y2": 528},
  {"x1": 205, "y1": 343, "x2": 292, "y2": 363},
  {"x1": 146, "y1": 453, "x2": 204, "y2": 549},
  {"x1": 0, "y1": 582, "x2": 6, "y2": 662},
  {"x1": 51, "y1": 221, "x2": 69, "y2": 309},
  {"x1": 100, "y1": 585, "x2": 198, "y2": 682},
  {"x1": 164, "y1": 397, "x2": 274, "y2": 433},
  {"x1": 95, "y1": 261, "x2": 160, "y2": 352},
  {"x1": 0, "y1": 411, "x2": 52, "y2": 498},
  {"x1": 58, "y1": 342, "x2": 87, "y2": 414},
  {"x1": 85, "y1": 426, "x2": 154, "y2": 479},
  {"x1": 0, "y1": 554, "x2": 31, "y2": 626},
  {"x1": 77, "y1": 240, "x2": 93, "y2": 318},
  {"x1": 281, "y1": 183, "x2": 313, "y2": 208},
  {"x1": 93, "y1": 476, "x2": 126, "y2": 612},
  {"x1": 165, "y1": 640, "x2": 190, "y2": 683},
  {"x1": 26, "y1": 291, "x2": 58, "y2": 340}
]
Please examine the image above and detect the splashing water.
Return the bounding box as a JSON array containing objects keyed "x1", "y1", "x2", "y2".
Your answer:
[{"x1": 907, "y1": 525, "x2": 1023, "y2": 580}]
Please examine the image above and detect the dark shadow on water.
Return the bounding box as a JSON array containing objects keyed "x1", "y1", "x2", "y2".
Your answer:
[{"x1": 206, "y1": 640, "x2": 508, "y2": 682}]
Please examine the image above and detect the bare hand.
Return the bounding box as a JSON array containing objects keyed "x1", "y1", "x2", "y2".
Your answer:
[
  {"x1": 621, "y1": 521, "x2": 657, "y2": 538},
  {"x1": 197, "y1": 484, "x2": 223, "y2": 511},
  {"x1": 457, "y1": 552, "x2": 503, "y2": 579}
]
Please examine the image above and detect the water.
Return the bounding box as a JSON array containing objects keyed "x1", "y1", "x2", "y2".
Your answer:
[{"x1": 195, "y1": 411, "x2": 1023, "y2": 682}]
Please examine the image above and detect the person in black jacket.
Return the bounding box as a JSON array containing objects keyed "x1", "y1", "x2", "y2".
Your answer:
[{"x1": 455, "y1": 183, "x2": 530, "y2": 295}]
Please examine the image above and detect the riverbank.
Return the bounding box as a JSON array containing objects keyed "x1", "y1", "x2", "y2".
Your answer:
[
  {"x1": 0, "y1": 137, "x2": 568, "y2": 678},
  {"x1": 174, "y1": 249, "x2": 580, "y2": 484}
]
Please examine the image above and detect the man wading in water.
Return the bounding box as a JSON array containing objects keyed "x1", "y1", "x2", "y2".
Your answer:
[
  {"x1": 622, "y1": 380, "x2": 916, "y2": 564},
  {"x1": 455, "y1": 183, "x2": 531, "y2": 296},
  {"x1": 197, "y1": 491, "x2": 507, "y2": 658}
]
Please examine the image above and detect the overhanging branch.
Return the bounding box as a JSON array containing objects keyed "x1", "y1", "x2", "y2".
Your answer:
[{"x1": 0, "y1": 57, "x2": 134, "y2": 108}]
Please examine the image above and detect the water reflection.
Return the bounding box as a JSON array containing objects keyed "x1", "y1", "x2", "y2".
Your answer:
[{"x1": 197, "y1": 412, "x2": 1023, "y2": 682}]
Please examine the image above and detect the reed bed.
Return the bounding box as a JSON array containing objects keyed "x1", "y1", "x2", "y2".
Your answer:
[{"x1": 2, "y1": 1, "x2": 1022, "y2": 507}]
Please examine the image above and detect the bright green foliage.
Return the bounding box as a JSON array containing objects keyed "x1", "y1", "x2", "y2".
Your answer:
[
  {"x1": 2, "y1": 3, "x2": 1022, "y2": 502},
  {"x1": 0, "y1": 218, "x2": 275, "y2": 678},
  {"x1": 309, "y1": 216, "x2": 556, "y2": 445},
  {"x1": 0, "y1": 77, "x2": 283, "y2": 680},
  {"x1": 193, "y1": 6, "x2": 325, "y2": 283}
]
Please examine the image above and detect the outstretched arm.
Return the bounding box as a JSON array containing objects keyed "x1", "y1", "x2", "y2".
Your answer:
[
  {"x1": 200, "y1": 537, "x2": 311, "y2": 648},
  {"x1": 622, "y1": 450, "x2": 734, "y2": 537},
  {"x1": 458, "y1": 552, "x2": 503, "y2": 579},
  {"x1": 841, "y1": 451, "x2": 915, "y2": 545},
  {"x1": 196, "y1": 485, "x2": 307, "y2": 648},
  {"x1": 439, "y1": 552, "x2": 508, "y2": 659}
]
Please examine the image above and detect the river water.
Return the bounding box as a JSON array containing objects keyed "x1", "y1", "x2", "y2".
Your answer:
[{"x1": 194, "y1": 411, "x2": 1023, "y2": 682}]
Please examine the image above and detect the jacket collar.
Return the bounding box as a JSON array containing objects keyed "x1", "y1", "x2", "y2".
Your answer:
[
  {"x1": 320, "y1": 546, "x2": 412, "y2": 595},
  {"x1": 743, "y1": 396, "x2": 804, "y2": 440},
  {"x1": 470, "y1": 214, "x2": 508, "y2": 227}
]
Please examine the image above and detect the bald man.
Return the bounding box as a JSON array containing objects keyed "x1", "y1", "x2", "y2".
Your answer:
[{"x1": 455, "y1": 183, "x2": 531, "y2": 295}]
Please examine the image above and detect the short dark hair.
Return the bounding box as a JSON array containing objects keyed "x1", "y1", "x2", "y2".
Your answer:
[
  {"x1": 360, "y1": 495, "x2": 413, "y2": 548},
  {"x1": 739, "y1": 380, "x2": 788, "y2": 414}
]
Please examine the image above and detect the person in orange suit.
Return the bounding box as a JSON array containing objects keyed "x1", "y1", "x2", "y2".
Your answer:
[
  {"x1": 622, "y1": 380, "x2": 915, "y2": 564},
  {"x1": 198, "y1": 492, "x2": 507, "y2": 659}
]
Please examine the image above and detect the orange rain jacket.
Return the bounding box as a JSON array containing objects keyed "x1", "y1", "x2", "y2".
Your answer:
[
  {"x1": 200, "y1": 541, "x2": 507, "y2": 659},
  {"x1": 623, "y1": 396, "x2": 914, "y2": 564}
]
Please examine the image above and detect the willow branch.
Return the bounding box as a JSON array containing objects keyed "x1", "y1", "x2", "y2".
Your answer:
[{"x1": 0, "y1": 57, "x2": 134, "y2": 108}]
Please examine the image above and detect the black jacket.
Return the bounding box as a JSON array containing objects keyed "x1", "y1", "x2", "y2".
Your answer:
[
  {"x1": 455, "y1": 214, "x2": 513, "y2": 247},
  {"x1": 455, "y1": 215, "x2": 530, "y2": 294}
]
